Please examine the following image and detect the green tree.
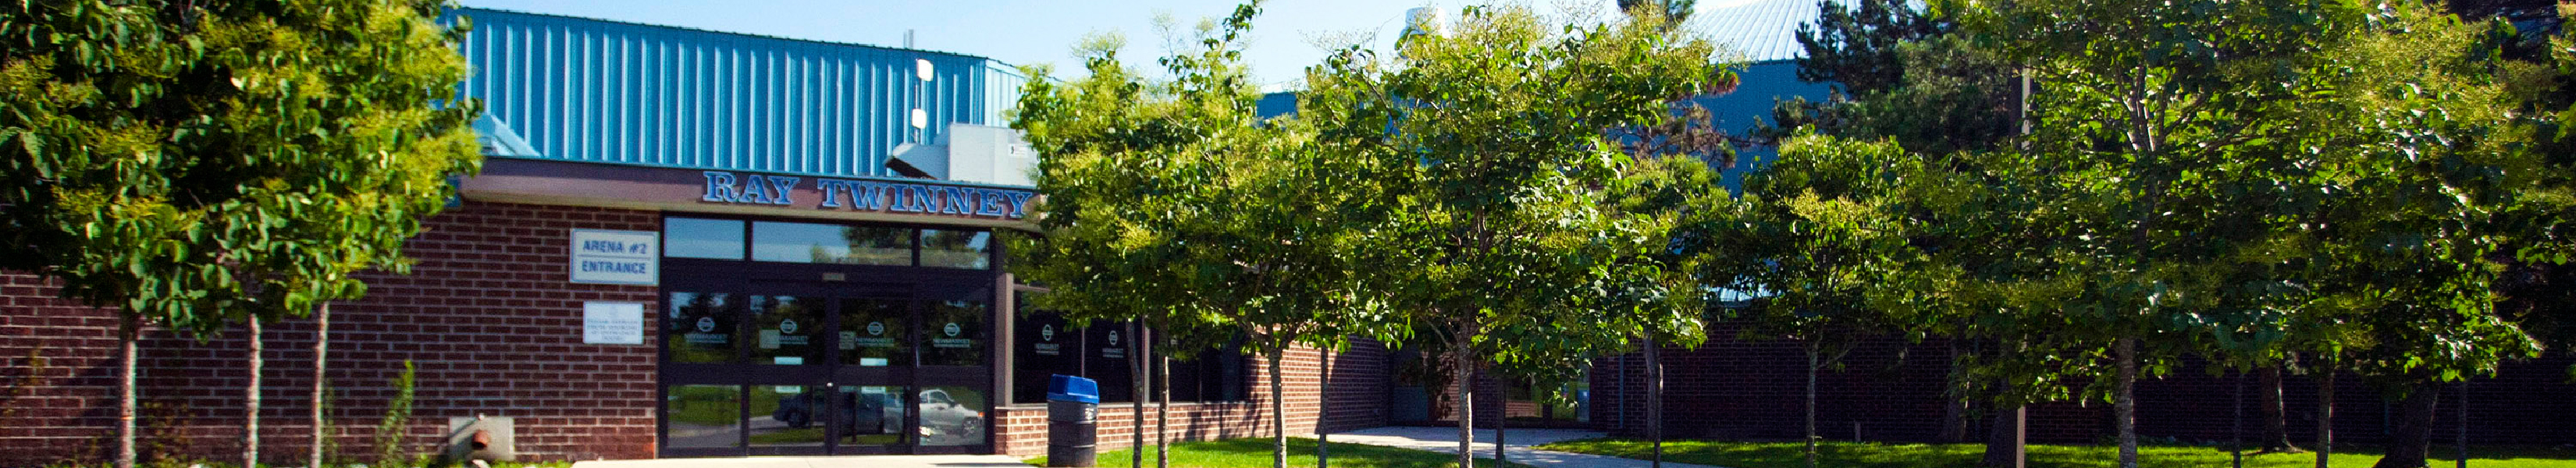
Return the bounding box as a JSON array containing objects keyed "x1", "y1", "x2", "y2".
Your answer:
[
  {"x1": 1702, "y1": 133, "x2": 1941, "y2": 468},
  {"x1": 1937, "y1": 2, "x2": 2562, "y2": 468},
  {"x1": 1617, "y1": 0, "x2": 1699, "y2": 27},
  {"x1": 1302, "y1": 6, "x2": 1727, "y2": 467},
  {"x1": 1791, "y1": 0, "x2": 1939, "y2": 95},
  {"x1": 1013, "y1": 4, "x2": 1388, "y2": 467},
  {"x1": 0, "y1": 2, "x2": 482, "y2": 466}
]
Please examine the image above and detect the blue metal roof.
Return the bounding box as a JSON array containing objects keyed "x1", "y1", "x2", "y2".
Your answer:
[
  {"x1": 445, "y1": 8, "x2": 1026, "y2": 180},
  {"x1": 1699, "y1": 0, "x2": 1823, "y2": 64}
]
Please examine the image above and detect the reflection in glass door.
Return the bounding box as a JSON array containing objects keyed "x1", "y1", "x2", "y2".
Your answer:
[{"x1": 658, "y1": 215, "x2": 999, "y2": 456}]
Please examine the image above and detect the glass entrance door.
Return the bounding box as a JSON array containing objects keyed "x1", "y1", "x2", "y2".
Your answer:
[{"x1": 658, "y1": 278, "x2": 994, "y2": 456}]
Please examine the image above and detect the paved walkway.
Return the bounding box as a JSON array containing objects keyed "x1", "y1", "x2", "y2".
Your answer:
[
  {"x1": 1329, "y1": 426, "x2": 1730, "y2": 468},
  {"x1": 571, "y1": 455, "x2": 1027, "y2": 468}
]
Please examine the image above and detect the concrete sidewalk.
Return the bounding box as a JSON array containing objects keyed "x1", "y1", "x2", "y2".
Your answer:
[
  {"x1": 570, "y1": 455, "x2": 1027, "y2": 468},
  {"x1": 1329, "y1": 426, "x2": 1731, "y2": 468}
]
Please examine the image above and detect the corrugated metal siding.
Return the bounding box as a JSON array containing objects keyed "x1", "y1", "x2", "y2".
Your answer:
[
  {"x1": 447, "y1": 8, "x2": 1019, "y2": 179},
  {"x1": 984, "y1": 62, "x2": 1029, "y2": 126},
  {"x1": 1699, "y1": 0, "x2": 1822, "y2": 63}
]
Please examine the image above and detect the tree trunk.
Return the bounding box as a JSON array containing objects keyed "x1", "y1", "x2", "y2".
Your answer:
[
  {"x1": 1157, "y1": 335, "x2": 1170, "y2": 468},
  {"x1": 1982, "y1": 402, "x2": 2023, "y2": 468},
  {"x1": 119, "y1": 315, "x2": 139, "y2": 468},
  {"x1": 1316, "y1": 346, "x2": 1330, "y2": 468},
  {"x1": 2456, "y1": 381, "x2": 2467, "y2": 468},
  {"x1": 2260, "y1": 364, "x2": 2302, "y2": 453},
  {"x1": 1453, "y1": 331, "x2": 1475, "y2": 468},
  {"x1": 1270, "y1": 347, "x2": 1290, "y2": 468},
  {"x1": 2233, "y1": 367, "x2": 2245, "y2": 468},
  {"x1": 2317, "y1": 359, "x2": 2336, "y2": 468},
  {"x1": 311, "y1": 303, "x2": 330, "y2": 468},
  {"x1": 2370, "y1": 382, "x2": 2441, "y2": 468},
  {"x1": 1133, "y1": 324, "x2": 1146, "y2": 468},
  {"x1": 1646, "y1": 332, "x2": 1663, "y2": 468},
  {"x1": 1494, "y1": 391, "x2": 1507, "y2": 464},
  {"x1": 1938, "y1": 342, "x2": 1971, "y2": 443},
  {"x1": 1806, "y1": 344, "x2": 1819, "y2": 468},
  {"x1": 2114, "y1": 337, "x2": 2137, "y2": 468},
  {"x1": 247, "y1": 318, "x2": 264, "y2": 468}
]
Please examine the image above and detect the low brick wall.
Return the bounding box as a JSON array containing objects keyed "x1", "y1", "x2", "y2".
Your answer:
[{"x1": 994, "y1": 342, "x2": 1391, "y2": 457}]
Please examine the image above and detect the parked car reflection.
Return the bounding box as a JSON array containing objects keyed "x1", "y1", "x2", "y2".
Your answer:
[
  {"x1": 916, "y1": 388, "x2": 984, "y2": 445},
  {"x1": 763, "y1": 387, "x2": 981, "y2": 445}
]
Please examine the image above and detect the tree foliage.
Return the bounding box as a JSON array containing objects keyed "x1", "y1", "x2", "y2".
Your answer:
[
  {"x1": 2, "y1": 0, "x2": 482, "y2": 331},
  {"x1": 1300, "y1": 5, "x2": 1729, "y2": 467},
  {"x1": 1011, "y1": 3, "x2": 1389, "y2": 466},
  {"x1": 2, "y1": 2, "x2": 480, "y2": 466}
]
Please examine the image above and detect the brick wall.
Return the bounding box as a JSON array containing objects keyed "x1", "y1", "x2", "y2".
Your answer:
[
  {"x1": 0, "y1": 200, "x2": 663, "y2": 466},
  {"x1": 1590, "y1": 322, "x2": 2576, "y2": 446},
  {"x1": 993, "y1": 339, "x2": 1391, "y2": 456}
]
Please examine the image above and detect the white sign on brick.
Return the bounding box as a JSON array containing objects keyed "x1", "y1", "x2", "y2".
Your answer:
[
  {"x1": 583, "y1": 302, "x2": 646, "y2": 345},
  {"x1": 569, "y1": 229, "x2": 658, "y2": 285}
]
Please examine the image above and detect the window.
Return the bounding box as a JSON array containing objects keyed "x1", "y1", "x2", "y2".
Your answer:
[
  {"x1": 839, "y1": 298, "x2": 909, "y2": 367},
  {"x1": 751, "y1": 222, "x2": 912, "y2": 265},
  {"x1": 1011, "y1": 308, "x2": 1080, "y2": 404},
  {"x1": 667, "y1": 292, "x2": 739, "y2": 363},
  {"x1": 664, "y1": 385, "x2": 740, "y2": 448},
  {"x1": 748, "y1": 385, "x2": 823, "y2": 446},
  {"x1": 920, "y1": 229, "x2": 991, "y2": 269},
  {"x1": 664, "y1": 218, "x2": 745, "y2": 260},
  {"x1": 1007, "y1": 310, "x2": 1248, "y2": 405},
  {"x1": 921, "y1": 298, "x2": 988, "y2": 367},
  {"x1": 748, "y1": 296, "x2": 820, "y2": 366}
]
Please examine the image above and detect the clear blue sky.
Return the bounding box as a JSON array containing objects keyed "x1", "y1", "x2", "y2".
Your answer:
[{"x1": 455, "y1": 0, "x2": 1760, "y2": 90}]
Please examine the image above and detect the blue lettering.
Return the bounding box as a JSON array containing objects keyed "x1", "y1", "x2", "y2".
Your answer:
[
  {"x1": 891, "y1": 186, "x2": 931, "y2": 213},
  {"x1": 580, "y1": 260, "x2": 649, "y2": 274},
  {"x1": 847, "y1": 182, "x2": 888, "y2": 211},
  {"x1": 1006, "y1": 191, "x2": 1036, "y2": 218},
  {"x1": 974, "y1": 189, "x2": 1009, "y2": 217},
  {"x1": 765, "y1": 176, "x2": 801, "y2": 206},
  {"x1": 938, "y1": 186, "x2": 970, "y2": 214},
  {"x1": 817, "y1": 179, "x2": 849, "y2": 207},
  {"x1": 701, "y1": 172, "x2": 740, "y2": 203}
]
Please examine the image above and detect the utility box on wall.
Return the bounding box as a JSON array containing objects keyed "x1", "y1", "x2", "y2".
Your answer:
[{"x1": 444, "y1": 416, "x2": 518, "y2": 463}]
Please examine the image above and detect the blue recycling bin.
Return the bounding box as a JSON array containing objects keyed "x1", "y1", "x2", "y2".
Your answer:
[{"x1": 1046, "y1": 375, "x2": 1101, "y2": 467}]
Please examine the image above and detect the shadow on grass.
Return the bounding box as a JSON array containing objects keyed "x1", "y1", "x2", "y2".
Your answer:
[{"x1": 1026, "y1": 437, "x2": 1531, "y2": 468}]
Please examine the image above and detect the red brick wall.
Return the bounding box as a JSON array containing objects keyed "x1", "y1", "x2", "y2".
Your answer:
[
  {"x1": 0, "y1": 200, "x2": 663, "y2": 466},
  {"x1": 993, "y1": 340, "x2": 1392, "y2": 456},
  {"x1": 1590, "y1": 322, "x2": 2576, "y2": 446}
]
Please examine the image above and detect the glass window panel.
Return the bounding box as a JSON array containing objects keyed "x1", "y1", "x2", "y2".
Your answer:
[
  {"x1": 663, "y1": 218, "x2": 745, "y2": 260},
  {"x1": 1012, "y1": 307, "x2": 1080, "y2": 405},
  {"x1": 916, "y1": 386, "x2": 986, "y2": 447},
  {"x1": 920, "y1": 229, "x2": 991, "y2": 269},
  {"x1": 921, "y1": 298, "x2": 987, "y2": 367},
  {"x1": 838, "y1": 385, "x2": 908, "y2": 445},
  {"x1": 1166, "y1": 352, "x2": 1204, "y2": 402},
  {"x1": 751, "y1": 222, "x2": 911, "y2": 265},
  {"x1": 1087, "y1": 322, "x2": 1133, "y2": 403},
  {"x1": 666, "y1": 292, "x2": 738, "y2": 363},
  {"x1": 748, "y1": 385, "x2": 824, "y2": 446},
  {"x1": 749, "y1": 296, "x2": 821, "y2": 365},
  {"x1": 839, "y1": 298, "x2": 909, "y2": 367},
  {"x1": 664, "y1": 385, "x2": 740, "y2": 448}
]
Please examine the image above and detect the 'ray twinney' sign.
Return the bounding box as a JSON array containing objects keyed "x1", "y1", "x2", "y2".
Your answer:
[{"x1": 699, "y1": 170, "x2": 1034, "y2": 219}]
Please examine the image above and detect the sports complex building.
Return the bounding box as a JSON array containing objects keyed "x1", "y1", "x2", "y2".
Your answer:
[{"x1": 2, "y1": 2, "x2": 2572, "y2": 466}]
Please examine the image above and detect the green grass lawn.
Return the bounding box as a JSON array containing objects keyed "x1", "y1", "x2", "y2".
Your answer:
[
  {"x1": 1026, "y1": 437, "x2": 1533, "y2": 468},
  {"x1": 1534, "y1": 438, "x2": 2576, "y2": 468}
]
